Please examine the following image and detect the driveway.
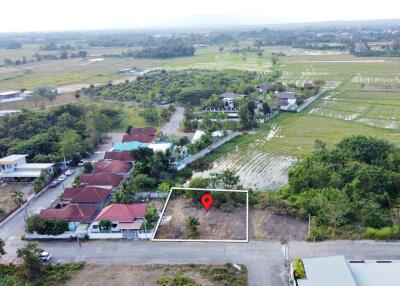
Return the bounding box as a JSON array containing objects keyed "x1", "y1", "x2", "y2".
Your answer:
[{"x1": 161, "y1": 106, "x2": 191, "y2": 137}]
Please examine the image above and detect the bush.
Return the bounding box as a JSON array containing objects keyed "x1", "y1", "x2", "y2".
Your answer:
[
  {"x1": 293, "y1": 258, "x2": 306, "y2": 279},
  {"x1": 156, "y1": 275, "x2": 199, "y2": 286},
  {"x1": 364, "y1": 226, "x2": 400, "y2": 240},
  {"x1": 26, "y1": 215, "x2": 69, "y2": 235}
]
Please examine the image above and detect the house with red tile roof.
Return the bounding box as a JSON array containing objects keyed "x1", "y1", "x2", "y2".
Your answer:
[
  {"x1": 93, "y1": 160, "x2": 132, "y2": 175},
  {"x1": 122, "y1": 127, "x2": 157, "y2": 143},
  {"x1": 60, "y1": 187, "x2": 112, "y2": 206},
  {"x1": 89, "y1": 203, "x2": 148, "y2": 239},
  {"x1": 79, "y1": 172, "x2": 123, "y2": 188},
  {"x1": 103, "y1": 151, "x2": 134, "y2": 162},
  {"x1": 39, "y1": 204, "x2": 98, "y2": 230}
]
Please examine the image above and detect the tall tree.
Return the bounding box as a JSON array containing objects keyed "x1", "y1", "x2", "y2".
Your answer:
[{"x1": 17, "y1": 242, "x2": 44, "y2": 281}]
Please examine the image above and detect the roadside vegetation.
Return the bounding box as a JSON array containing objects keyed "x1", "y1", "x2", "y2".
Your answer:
[{"x1": 0, "y1": 241, "x2": 83, "y2": 285}]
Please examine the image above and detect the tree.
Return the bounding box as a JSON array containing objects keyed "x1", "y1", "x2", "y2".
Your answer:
[
  {"x1": 83, "y1": 161, "x2": 93, "y2": 173},
  {"x1": 11, "y1": 190, "x2": 24, "y2": 207},
  {"x1": 186, "y1": 215, "x2": 200, "y2": 239},
  {"x1": 17, "y1": 242, "x2": 44, "y2": 281},
  {"x1": 98, "y1": 219, "x2": 112, "y2": 232},
  {"x1": 257, "y1": 50, "x2": 263, "y2": 59},
  {"x1": 219, "y1": 46, "x2": 224, "y2": 53},
  {"x1": 238, "y1": 100, "x2": 256, "y2": 130},
  {"x1": 0, "y1": 238, "x2": 5, "y2": 257},
  {"x1": 60, "y1": 129, "x2": 82, "y2": 160},
  {"x1": 126, "y1": 125, "x2": 133, "y2": 134},
  {"x1": 143, "y1": 204, "x2": 159, "y2": 229}
]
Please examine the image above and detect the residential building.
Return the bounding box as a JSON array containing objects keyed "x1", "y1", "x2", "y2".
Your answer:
[
  {"x1": 276, "y1": 91, "x2": 298, "y2": 110},
  {"x1": 0, "y1": 90, "x2": 33, "y2": 103},
  {"x1": 219, "y1": 92, "x2": 243, "y2": 106},
  {"x1": 93, "y1": 160, "x2": 132, "y2": 175},
  {"x1": 122, "y1": 127, "x2": 157, "y2": 143},
  {"x1": 103, "y1": 151, "x2": 134, "y2": 162},
  {"x1": 59, "y1": 187, "x2": 112, "y2": 207},
  {"x1": 256, "y1": 83, "x2": 274, "y2": 93},
  {"x1": 39, "y1": 204, "x2": 98, "y2": 231},
  {"x1": 293, "y1": 256, "x2": 400, "y2": 286},
  {"x1": 79, "y1": 172, "x2": 123, "y2": 189},
  {"x1": 0, "y1": 154, "x2": 54, "y2": 180},
  {"x1": 89, "y1": 203, "x2": 148, "y2": 239}
]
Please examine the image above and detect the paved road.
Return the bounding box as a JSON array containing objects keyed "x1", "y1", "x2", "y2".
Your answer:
[
  {"x1": 161, "y1": 106, "x2": 188, "y2": 137},
  {"x1": 28, "y1": 239, "x2": 400, "y2": 286},
  {"x1": 0, "y1": 136, "x2": 115, "y2": 257}
]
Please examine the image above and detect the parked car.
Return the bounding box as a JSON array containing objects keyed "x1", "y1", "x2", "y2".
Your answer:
[
  {"x1": 57, "y1": 174, "x2": 67, "y2": 182},
  {"x1": 78, "y1": 159, "x2": 90, "y2": 166},
  {"x1": 39, "y1": 251, "x2": 52, "y2": 262},
  {"x1": 65, "y1": 169, "x2": 74, "y2": 176},
  {"x1": 49, "y1": 180, "x2": 60, "y2": 188}
]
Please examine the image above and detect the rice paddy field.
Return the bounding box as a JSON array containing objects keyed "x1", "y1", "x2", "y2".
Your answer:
[
  {"x1": 194, "y1": 112, "x2": 400, "y2": 191},
  {"x1": 195, "y1": 52, "x2": 400, "y2": 191}
]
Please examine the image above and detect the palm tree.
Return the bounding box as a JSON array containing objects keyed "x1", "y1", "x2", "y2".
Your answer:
[{"x1": 11, "y1": 191, "x2": 24, "y2": 207}]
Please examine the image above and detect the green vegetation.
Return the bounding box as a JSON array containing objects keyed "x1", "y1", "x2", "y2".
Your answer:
[
  {"x1": 98, "y1": 219, "x2": 112, "y2": 232},
  {"x1": 276, "y1": 136, "x2": 400, "y2": 239},
  {"x1": 293, "y1": 258, "x2": 306, "y2": 279},
  {"x1": 81, "y1": 69, "x2": 269, "y2": 104},
  {"x1": 142, "y1": 204, "x2": 159, "y2": 230},
  {"x1": 186, "y1": 216, "x2": 200, "y2": 239},
  {"x1": 1, "y1": 244, "x2": 83, "y2": 285},
  {"x1": 26, "y1": 214, "x2": 69, "y2": 235},
  {"x1": 0, "y1": 104, "x2": 120, "y2": 163},
  {"x1": 156, "y1": 275, "x2": 199, "y2": 286},
  {"x1": 105, "y1": 44, "x2": 195, "y2": 59}
]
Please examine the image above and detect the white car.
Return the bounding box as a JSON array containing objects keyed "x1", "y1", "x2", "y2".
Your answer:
[
  {"x1": 57, "y1": 174, "x2": 67, "y2": 182},
  {"x1": 78, "y1": 159, "x2": 91, "y2": 166},
  {"x1": 65, "y1": 169, "x2": 74, "y2": 176},
  {"x1": 39, "y1": 251, "x2": 52, "y2": 262}
]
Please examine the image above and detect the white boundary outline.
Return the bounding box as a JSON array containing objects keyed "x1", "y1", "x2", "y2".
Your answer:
[{"x1": 151, "y1": 187, "x2": 249, "y2": 243}]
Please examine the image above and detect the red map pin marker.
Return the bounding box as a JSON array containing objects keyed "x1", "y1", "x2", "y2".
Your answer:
[{"x1": 201, "y1": 193, "x2": 213, "y2": 212}]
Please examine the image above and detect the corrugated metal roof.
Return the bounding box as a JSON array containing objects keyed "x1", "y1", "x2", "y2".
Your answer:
[{"x1": 298, "y1": 256, "x2": 357, "y2": 286}]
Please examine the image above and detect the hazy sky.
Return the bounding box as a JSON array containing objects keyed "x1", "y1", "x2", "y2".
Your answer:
[{"x1": 1, "y1": 0, "x2": 400, "y2": 32}]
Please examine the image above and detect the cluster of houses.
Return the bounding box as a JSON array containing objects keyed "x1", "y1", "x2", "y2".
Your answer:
[
  {"x1": 35, "y1": 127, "x2": 174, "y2": 240},
  {"x1": 202, "y1": 83, "x2": 301, "y2": 116}
]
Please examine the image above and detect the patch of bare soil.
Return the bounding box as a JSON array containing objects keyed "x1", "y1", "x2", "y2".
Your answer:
[
  {"x1": 155, "y1": 196, "x2": 247, "y2": 240},
  {"x1": 250, "y1": 209, "x2": 308, "y2": 241},
  {"x1": 67, "y1": 264, "x2": 247, "y2": 286}
]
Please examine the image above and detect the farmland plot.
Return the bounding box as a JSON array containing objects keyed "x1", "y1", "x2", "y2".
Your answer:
[
  {"x1": 195, "y1": 113, "x2": 400, "y2": 191},
  {"x1": 193, "y1": 125, "x2": 296, "y2": 190}
]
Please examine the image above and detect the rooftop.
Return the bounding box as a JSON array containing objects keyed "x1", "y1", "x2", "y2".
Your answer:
[
  {"x1": 63, "y1": 187, "x2": 112, "y2": 204},
  {"x1": 94, "y1": 203, "x2": 148, "y2": 222},
  {"x1": 104, "y1": 151, "x2": 134, "y2": 162},
  {"x1": 80, "y1": 172, "x2": 123, "y2": 187},
  {"x1": 113, "y1": 141, "x2": 148, "y2": 151},
  {"x1": 123, "y1": 127, "x2": 157, "y2": 143},
  {"x1": 297, "y1": 256, "x2": 400, "y2": 286},
  {"x1": 0, "y1": 154, "x2": 27, "y2": 163},
  {"x1": 93, "y1": 160, "x2": 132, "y2": 174},
  {"x1": 0, "y1": 90, "x2": 20, "y2": 96},
  {"x1": 39, "y1": 204, "x2": 98, "y2": 223},
  {"x1": 220, "y1": 92, "x2": 240, "y2": 99},
  {"x1": 276, "y1": 91, "x2": 297, "y2": 99}
]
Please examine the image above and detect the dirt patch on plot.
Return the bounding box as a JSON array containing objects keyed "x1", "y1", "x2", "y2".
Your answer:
[
  {"x1": 155, "y1": 196, "x2": 247, "y2": 240},
  {"x1": 250, "y1": 209, "x2": 308, "y2": 241},
  {"x1": 0, "y1": 183, "x2": 33, "y2": 220},
  {"x1": 67, "y1": 264, "x2": 247, "y2": 286}
]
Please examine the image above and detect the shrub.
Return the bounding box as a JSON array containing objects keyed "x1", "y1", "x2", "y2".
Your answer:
[
  {"x1": 293, "y1": 258, "x2": 306, "y2": 279},
  {"x1": 364, "y1": 226, "x2": 400, "y2": 240}
]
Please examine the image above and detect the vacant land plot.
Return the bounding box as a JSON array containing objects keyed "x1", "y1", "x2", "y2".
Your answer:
[
  {"x1": 0, "y1": 183, "x2": 33, "y2": 220},
  {"x1": 67, "y1": 264, "x2": 247, "y2": 286},
  {"x1": 155, "y1": 191, "x2": 247, "y2": 241}
]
